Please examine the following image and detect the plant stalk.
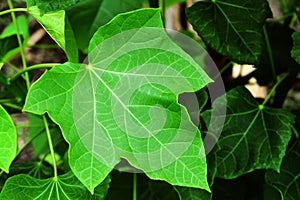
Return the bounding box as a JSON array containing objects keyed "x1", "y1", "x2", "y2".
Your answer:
[
  {"x1": 7, "y1": 0, "x2": 30, "y2": 90},
  {"x1": 263, "y1": 25, "x2": 276, "y2": 81},
  {"x1": 43, "y1": 115, "x2": 57, "y2": 178},
  {"x1": 0, "y1": 8, "x2": 27, "y2": 16},
  {"x1": 262, "y1": 73, "x2": 289, "y2": 106},
  {"x1": 133, "y1": 174, "x2": 137, "y2": 200},
  {"x1": 9, "y1": 63, "x2": 59, "y2": 82}
]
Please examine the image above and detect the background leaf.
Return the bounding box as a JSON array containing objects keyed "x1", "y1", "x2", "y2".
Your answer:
[
  {"x1": 0, "y1": 172, "x2": 110, "y2": 200},
  {"x1": 266, "y1": 141, "x2": 300, "y2": 200},
  {"x1": 27, "y1": 6, "x2": 78, "y2": 62},
  {"x1": 175, "y1": 187, "x2": 211, "y2": 200},
  {"x1": 0, "y1": 105, "x2": 17, "y2": 173},
  {"x1": 186, "y1": 0, "x2": 272, "y2": 64},
  {"x1": 292, "y1": 32, "x2": 300, "y2": 65},
  {"x1": 24, "y1": 8, "x2": 211, "y2": 192},
  {"x1": 66, "y1": 0, "x2": 143, "y2": 52},
  {"x1": 35, "y1": 0, "x2": 81, "y2": 14},
  {"x1": 202, "y1": 86, "x2": 294, "y2": 179}
]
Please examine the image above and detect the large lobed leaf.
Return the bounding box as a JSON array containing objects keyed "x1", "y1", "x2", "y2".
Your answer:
[
  {"x1": 0, "y1": 105, "x2": 17, "y2": 173},
  {"x1": 265, "y1": 141, "x2": 300, "y2": 200},
  {"x1": 186, "y1": 0, "x2": 272, "y2": 64},
  {"x1": 0, "y1": 172, "x2": 110, "y2": 200},
  {"x1": 24, "y1": 9, "x2": 212, "y2": 192},
  {"x1": 202, "y1": 86, "x2": 294, "y2": 179}
]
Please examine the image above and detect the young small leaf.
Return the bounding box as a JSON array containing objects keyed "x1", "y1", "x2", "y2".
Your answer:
[
  {"x1": 27, "y1": 6, "x2": 78, "y2": 62},
  {"x1": 202, "y1": 86, "x2": 294, "y2": 179},
  {"x1": 0, "y1": 105, "x2": 17, "y2": 173}
]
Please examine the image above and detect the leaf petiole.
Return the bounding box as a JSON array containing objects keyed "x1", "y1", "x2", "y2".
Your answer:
[
  {"x1": 133, "y1": 174, "x2": 137, "y2": 200},
  {"x1": 262, "y1": 73, "x2": 289, "y2": 106},
  {"x1": 0, "y1": 8, "x2": 27, "y2": 16},
  {"x1": 42, "y1": 115, "x2": 57, "y2": 178},
  {"x1": 9, "y1": 63, "x2": 59, "y2": 83}
]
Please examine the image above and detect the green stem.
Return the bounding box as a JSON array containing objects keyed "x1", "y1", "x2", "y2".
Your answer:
[
  {"x1": 43, "y1": 115, "x2": 57, "y2": 178},
  {"x1": 0, "y1": 8, "x2": 27, "y2": 16},
  {"x1": 0, "y1": 98, "x2": 21, "y2": 103},
  {"x1": 7, "y1": 0, "x2": 30, "y2": 90},
  {"x1": 278, "y1": 0, "x2": 289, "y2": 14},
  {"x1": 27, "y1": 44, "x2": 60, "y2": 49},
  {"x1": 263, "y1": 25, "x2": 276, "y2": 81},
  {"x1": 9, "y1": 63, "x2": 59, "y2": 82},
  {"x1": 262, "y1": 73, "x2": 289, "y2": 106},
  {"x1": 1, "y1": 103, "x2": 22, "y2": 110},
  {"x1": 160, "y1": 0, "x2": 166, "y2": 22},
  {"x1": 292, "y1": 126, "x2": 299, "y2": 138},
  {"x1": 289, "y1": 13, "x2": 298, "y2": 28},
  {"x1": 14, "y1": 129, "x2": 44, "y2": 160},
  {"x1": 133, "y1": 174, "x2": 137, "y2": 200}
]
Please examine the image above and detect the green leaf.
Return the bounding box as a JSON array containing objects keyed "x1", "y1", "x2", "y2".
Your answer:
[
  {"x1": 0, "y1": 105, "x2": 17, "y2": 173},
  {"x1": 0, "y1": 35, "x2": 20, "y2": 61},
  {"x1": 35, "y1": 0, "x2": 81, "y2": 14},
  {"x1": 0, "y1": 15, "x2": 29, "y2": 42},
  {"x1": 265, "y1": 141, "x2": 300, "y2": 200},
  {"x1": 66, "y1": 0, "x2": 143, "y2": 52},
  {"x1": 202, "y1": 86, "x2": 294, "y2": 179},
  {"x1": 186, "y1": 0, "x2": 272, "y2": 64},
  {"x1": 0, "y1": 172, "x2": 110, "y2": 199},
  {"x1": 292, "y1": 32, "x2": 300, "y2": 65},
  {"x1": 27, "y1": 6, "x2": 78, "y2": 62},
  {"x1": 24, "y1": 8, "x2": 211, "y2": 192},
  {"x1": 175, "y1": 187, "x2": 211, "y2": 200},
  {"x1": 255, "y1": 22, "x2": 299, "y2": 86}
]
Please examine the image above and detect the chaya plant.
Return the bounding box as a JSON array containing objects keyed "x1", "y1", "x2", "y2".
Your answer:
[{"x1": 0, "y1": 0, "x2": 299, "y2": 199}]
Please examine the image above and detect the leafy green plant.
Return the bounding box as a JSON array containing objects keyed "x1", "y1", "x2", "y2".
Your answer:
[{"x1": 0, "y1": 0, "x2": 299, "y2": 199}]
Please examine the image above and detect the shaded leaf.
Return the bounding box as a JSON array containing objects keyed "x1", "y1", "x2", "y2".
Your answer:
[
  {"x1": 202, "y1": 86, "x2": 294, "y2": 179},
  {"x1": 292, "y1": 32, "x2": 300, "y2": 65},
  {"x1": 0, "y1": 172, "x2": 110, "y2": 199},
  {"x1": 175, "y1": 187, "x2": 211, "y2": 200},
  {"x1": 255, "y1": 22, "x2": 300, "y2": 85},
  {"x1": 186, "y1": 0, "x2": 272, "y2": 64},
  {"x1": 35, "y1": 0, "x2": 81, "y2": 14},
  {"x1": 0, "y1": 105, "x2": 17, "y2": 173},
  {"x1": 0, "y1": 35, "x2": 20, "y2": 61},
  {"x1": 266, "y1": 141, "x2": 300, "y2": 200},
  {"x1": 67, "y1": 0, "x2": 143, "y2": 52},
  {"x1": 24, "y1": 9, "x2": 211, "y2": 192},
  {"x1": 107, "y1": 171, "x2": 179, "y2": 200}
]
